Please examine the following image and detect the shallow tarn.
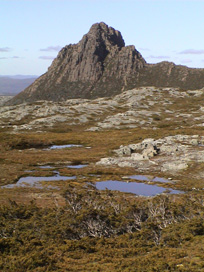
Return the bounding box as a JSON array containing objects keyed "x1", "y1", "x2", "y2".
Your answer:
[
  {"x1": 1, "y1": 164, "x2": 88, "y2": 189},
  {"x1": 1, "y1": 171, "x2": 76, "y2": 189},
  {"x1": 38, "y1": 164, "x2": 88, "y2": 169},
  {"x1": 94, "y1": 180, "x2": 183, "y2": 196},
  {"x1": 47, "y1": 144, "x2": 83, "y2": 150},
  {"x1": 1, "y1": 166, "x2": 183, "y2": 196}
]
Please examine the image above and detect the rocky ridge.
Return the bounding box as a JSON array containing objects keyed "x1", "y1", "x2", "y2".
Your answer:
[
  {"x1": 6, "y1": 22, "x2": 204, "y2": 105},
  {"x1": 1, "y1": 86, "x2": 204, "y2": 132}
]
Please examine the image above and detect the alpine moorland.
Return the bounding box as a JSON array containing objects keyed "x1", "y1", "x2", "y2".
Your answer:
[{"x1": 1, "y1": 23, "x2": 204, "y2": 271}]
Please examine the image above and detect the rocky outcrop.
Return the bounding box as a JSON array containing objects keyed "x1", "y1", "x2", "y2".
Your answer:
[
  {"x1": 6, "y1": 22, "x2": 204, "y2": 105},
  {"x1": 97, "y1": 135, "x2": 204, "y2": 173}
]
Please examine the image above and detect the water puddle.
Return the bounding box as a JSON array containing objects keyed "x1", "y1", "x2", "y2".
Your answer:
[
  {"x1": 67, "y1": 164, "x2": 88, "y2": 169},
  {"x1": 38, "y1": 165, "x2": 54, "y2": 169},
  {"x1": 2, "y1": 172, "x2": 76, "y2": 189},
  {"x1": 94, "y1": 180, "x2": 183, "y2": 196},
  {"x1": 38, "y1": 164, "x2": 87, "y2": 169},
  {"x1": 128, "y1": 175, "x2": 171, "y2": 183},
  {"x1": 48, "y1": 144, "x2": 83, "y2": 150}
]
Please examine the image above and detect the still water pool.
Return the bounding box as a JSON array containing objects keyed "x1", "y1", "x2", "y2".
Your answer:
[
  {"x1": 2, "y1": 172, "x2": 76, "y2": 189},
  {"x1": 48, "y1": 144, "x2": 83, "y2": 150},
  {"x1": 95, "y1": 180, "x2": 183, "y2": 197}
]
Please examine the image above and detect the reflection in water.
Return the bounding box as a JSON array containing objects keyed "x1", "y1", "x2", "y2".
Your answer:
[
  {"x1": 38, "y1": 164, "x2": 87, "y2": 169},
  {"x1": 67, "y1": 164, "x2": 88, "y2": 169},
  {"x1": 129, "y1": 175, "x2": 171, "y2": 183},
  {"x1": 152, "y1": 177, "x2": 171, "y2": 183},
  {"x1": 129, "y1": 175, "x2": 150, "y2": 182},
  {"x1": 95, "y1": 180, "x2": 183, "y2": 196},
  {"x1": 38, "y1": 165, "x2": 54, "y2": 169},
  {"x1": 48, "y1": 144, "x2": 83, "y2": 150}
]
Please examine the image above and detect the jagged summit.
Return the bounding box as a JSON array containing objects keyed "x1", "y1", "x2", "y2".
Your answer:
[
  {"x1": 6, "y1": 22, "x2": 204, "y2": 105},
  {"x1": 48, "y1": 22, "x2": 128, "y2": 83},
  {"x1": 87, "y1": 22, "x2": 125, "y2": 49}
]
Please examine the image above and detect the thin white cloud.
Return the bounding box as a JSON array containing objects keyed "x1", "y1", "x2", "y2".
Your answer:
[
  {"x1": 179, "y1": 49, "x2": 204, "y2": 55},
  {"x1": 0, "y1": 47, "x2": 12, "y2": 52},
  {"x1": 40, "y1": 46, "x2": 62, "y2": 52},
  {"x1": 147, "y1": 55, "x2": 170, "y2": 59},
  {"x1": 0, "y1": 56, "x2": 20, "y2": 60},
  {"x1": 39, "y1": 56, "x2": 55, "y2": 60}
]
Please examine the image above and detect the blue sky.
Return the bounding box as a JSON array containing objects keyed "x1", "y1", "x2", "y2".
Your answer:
[{"x1": 1, "y1": 0, "x2": 204, "y2": 76}]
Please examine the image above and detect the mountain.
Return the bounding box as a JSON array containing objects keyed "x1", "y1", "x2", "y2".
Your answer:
[
  {"x1": 6, "y1": 22, "x2": 204, "y2": 105},
  {"x1": 0, "y1": 76, "x2": 38, "y2": 96}
]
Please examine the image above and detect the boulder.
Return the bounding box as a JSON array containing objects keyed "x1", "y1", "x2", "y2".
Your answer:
[
  {"x1": 162, "y1": 162, "x2": 188, "y2": 172},
  {"x1": 142, "y1": 144, "x2": 159, "y2": 159}
]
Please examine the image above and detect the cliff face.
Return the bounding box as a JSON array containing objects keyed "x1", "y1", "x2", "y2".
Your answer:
[
  {"x1": 49, "y1": 22, "x2": 126, "y2": 83},
  {"x1": 7, "y1": 22, "x2": 204, "y2": 105}
]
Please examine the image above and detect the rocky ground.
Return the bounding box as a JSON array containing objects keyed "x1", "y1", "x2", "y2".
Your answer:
[
  {"x1": 2, "y1": 86, "x2": 204, "y2": 180},
  {"x1": 1, "y1": 86, "x2": 204, "y2": 132}
]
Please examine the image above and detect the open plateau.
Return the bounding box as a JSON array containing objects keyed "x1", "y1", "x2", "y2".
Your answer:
[{"x1": 1, "y1": 23, "x2": 204, "y2": 271}]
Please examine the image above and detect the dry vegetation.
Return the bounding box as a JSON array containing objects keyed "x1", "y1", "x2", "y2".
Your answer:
[{"x1": 1, "y1": 90, "x2": 204, "y2": 271}]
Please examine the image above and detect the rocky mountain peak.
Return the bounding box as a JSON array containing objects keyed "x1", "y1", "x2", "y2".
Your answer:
[
  {"x1": 7, "y1": 22, "x2": 146, "y2": 104},
  {"x1": 86, "y1": 22, "x2": 125, "y2": 49},
  {"x1": 6, "y1": 22, "x2": 204, "y2": 105},
  {"x1": 46, "y1": 22, "x2": 128, "y2": 85}
]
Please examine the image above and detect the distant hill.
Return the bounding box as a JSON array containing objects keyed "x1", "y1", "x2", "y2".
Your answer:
[
  {"x1": 0, "y1": 75, "x2": 38, "y2": 80},
  {"x1": 0, "y1": 76, "x2": 38, "y2": 95},
  {"x1": 6, "y1": 22, "x2": 204, "y2": 105}
]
